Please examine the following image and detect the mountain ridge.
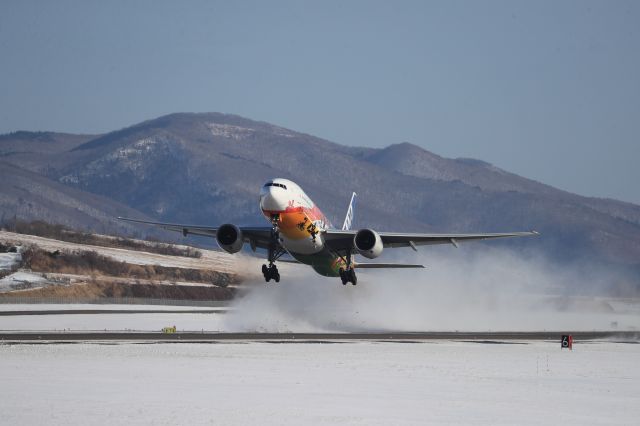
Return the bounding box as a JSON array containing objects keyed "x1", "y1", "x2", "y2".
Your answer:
[{"x1": 1, "y1": 112, "x2": 639, "y2": 286}]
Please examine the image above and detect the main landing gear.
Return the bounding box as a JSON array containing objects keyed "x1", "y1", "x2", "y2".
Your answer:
[
  {"x1": 339, "y1": 267, "x2": 357, "y2": 285},
  {"x1": 263, "y1": 214, "x2": 283, "y2": 283},
  {"x1": 262, "y1": 263, "x2": 280, "y2": 283},
  {"x1": 339, "y1": 251, "x2": 357, "y2": 285}
]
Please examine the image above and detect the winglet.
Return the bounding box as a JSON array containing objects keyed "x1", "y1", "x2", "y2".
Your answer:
[{"x1": 341, "y1": 192, "x2": 357, "y2": 231}]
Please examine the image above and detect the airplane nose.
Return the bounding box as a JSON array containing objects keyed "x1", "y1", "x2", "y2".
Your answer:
[{"x1": 260, "y1": 187, "x2": 288, "y2": 212}]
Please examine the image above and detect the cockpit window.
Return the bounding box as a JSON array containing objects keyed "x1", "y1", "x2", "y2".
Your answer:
[{"x1": 263, "y1": 182, "x2": 287, "y2": 190}]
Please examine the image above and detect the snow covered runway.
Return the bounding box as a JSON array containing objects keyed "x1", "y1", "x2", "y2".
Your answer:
[{"x1": 1, "y1": 341, "x2": 638, "y2": 425}]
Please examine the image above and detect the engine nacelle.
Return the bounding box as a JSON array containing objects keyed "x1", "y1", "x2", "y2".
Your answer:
[
  {"x1": 354, "y1": 228, "x2": 383, "y2": 259},
  {"x1": 216, "y1": 224, "x2": 244, "y2": 254}
]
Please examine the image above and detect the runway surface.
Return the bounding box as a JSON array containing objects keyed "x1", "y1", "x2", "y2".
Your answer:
[
  {"x1": 1, "y1": 331, "x2": 638, "y2": 343},
  {"x1": 0, "y1": 309, "x2": 227, "y2": 316}
]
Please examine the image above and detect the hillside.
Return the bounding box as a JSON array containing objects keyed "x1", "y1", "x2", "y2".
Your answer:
[
  {"x1": 0, "y1": 230, "x2": 253, "y2": 301},
  {"x1": 0, "y1": 162, "x2": 152, "y2": 235},
  {"x1": 1, "y1": 112, "x2": 639, "y2": 283}
]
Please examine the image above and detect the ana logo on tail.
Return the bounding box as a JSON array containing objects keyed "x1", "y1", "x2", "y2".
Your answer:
[{"x1": 342, "y1": 192, "x2": 357, "y2": 231}]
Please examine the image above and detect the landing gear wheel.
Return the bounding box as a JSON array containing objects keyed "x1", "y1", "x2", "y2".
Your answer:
[
  {"x1": 262, "y1": 218, "x2": 284, "y2": 283},
  {"x1": 349, "y1": 269, "x2": 357, "y2": 286},
  {"x1": 262, "y1": 264, "x2": 280, "y2": 283},
  {"x1": 262, "y1": 264, "x2": 270, "y2": 282},
  {"x1": 339, "y1": 267, "x2": 357, "y2": 285},
  {"x1": 339, "y1": 268, "x2": 348, "y2": 285},
  {"x1": 339, "y1": 250, "x2": 357, "y2": 285}
]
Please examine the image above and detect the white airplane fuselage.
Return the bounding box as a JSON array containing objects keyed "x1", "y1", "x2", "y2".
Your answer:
[{"x1": 259, "y1": 178, "x2": 346, "y2": 276}]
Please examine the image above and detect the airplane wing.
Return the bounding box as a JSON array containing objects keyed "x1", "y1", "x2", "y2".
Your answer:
[
  {"x1": 117, "y1": 217, "x2": 274, "y2": 250},
  {"x1": 323, "y1": 229, "x2": 539, "y2": 252}
]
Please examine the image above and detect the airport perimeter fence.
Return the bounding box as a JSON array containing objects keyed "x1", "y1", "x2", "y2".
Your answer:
[{"x1": 0, "y1": 296, "x2": 229, "y2": 307}]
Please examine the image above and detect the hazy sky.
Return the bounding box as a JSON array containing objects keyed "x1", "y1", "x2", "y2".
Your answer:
[{"x1": 1, "y1": 1, "x2": 638, "y2": 204}]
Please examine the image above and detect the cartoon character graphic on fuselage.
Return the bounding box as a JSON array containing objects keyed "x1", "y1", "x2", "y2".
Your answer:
[{"x1": 119, "y1": 178, "x2": 538, "y2": 285}]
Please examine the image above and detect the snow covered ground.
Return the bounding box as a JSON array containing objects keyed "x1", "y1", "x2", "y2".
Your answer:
[
  {"x1": 0, "y1": 304, "x2": 229, "y2": 332},
  {"x1": 1, "y1": 309, "x2": 637, "y2": 334},
  {"x1": 0, "y1": 251, "x2": 21, "y2": 271},
  {"x1": 1, "y1": 286, "x2": 639, "y2": 333},
  {"x1": 0, "y1": 303, "x2": 222, "y2": 312},
  {"x1": 0, "y1": 271, "x2": 47, "y2": 292},
  {"x1": 0, "y1": 341, "x2": 638, "y2": 425},
  {"x1": 0, "y1": 311, "x2": 224, "y2": 332}
]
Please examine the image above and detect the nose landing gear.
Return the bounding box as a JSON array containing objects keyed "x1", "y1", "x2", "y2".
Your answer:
[{"x1": 263, "y1": 215, "x2": 283, "y2": 283}]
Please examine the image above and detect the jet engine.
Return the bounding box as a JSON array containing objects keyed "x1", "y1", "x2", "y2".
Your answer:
[
  {"x1": 354, "y1": 228, "x2": 383, "y2": 259},
  {"x1": 216, "y1": 224, "x2": 244, "y2": 254}
]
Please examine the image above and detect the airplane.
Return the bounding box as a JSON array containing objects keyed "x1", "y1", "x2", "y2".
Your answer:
[{"x1": 119, "y1": 178, "x2": 538, "y2": 285}]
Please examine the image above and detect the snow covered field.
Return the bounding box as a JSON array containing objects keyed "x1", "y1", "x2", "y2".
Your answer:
[
  {"x1": 0, "y1": 304, "x2": 222, "y2": 312},
  {"x1": 0, "y1": 341, "x2": 638, "y2": 425},
  {"x1": 0, "y1": 251, "x2": 21, "y2": 271},
  {"x1": 0, "y1": 311, "x2": 223, "y2": 332},
  {"x1": 0, "y1": 271, "x2": 47, "y2": 292},
  {"x1": 0, "y1": 304, "x2": 229, "y2": 333},
  {"x1": 1, "y1": 299, "x2": 638, "y2": 333}
]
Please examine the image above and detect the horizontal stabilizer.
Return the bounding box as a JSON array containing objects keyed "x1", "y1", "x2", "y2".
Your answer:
[
  {"x1": 355, "y1": 263, "x2": 425, "y2": 269},
  {"x1": 278, "y1": 259, "x2": 424, "y2": 269}
]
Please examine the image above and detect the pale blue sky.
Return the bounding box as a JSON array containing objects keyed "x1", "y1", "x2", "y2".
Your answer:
[{"x1": 1, "y1": 1, "x2": 638, "y2": 203}]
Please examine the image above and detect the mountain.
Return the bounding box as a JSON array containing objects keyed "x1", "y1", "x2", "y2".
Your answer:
[
  {"x1": 0, "y1": 161, "x2": 151, "y2": 235},
  {"x1": 1, "y1": 113, "x2": 639, "y2": 287},
  {"x1": 0, "y1": 131, "x2": 156, "y2": 235},
  {"x1": 365, "y1": 142, "x2": 640, "y2": 227}
]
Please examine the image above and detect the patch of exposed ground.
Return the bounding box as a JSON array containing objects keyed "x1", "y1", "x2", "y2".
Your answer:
[
  {"x1": 0, "y1": 246, "x2": 240, "y2": 300},
  {"x1": 20, "y1": 247, "x2": 237, "y2": 286},
  {"x1": 6, "y1": 220, "x2": 202, "y2": 258},
  {"x1": 0, "y1": 230, "x2": 243, "y2": 273},
  {"x1": 0, "y1": 227, "x2": 298, "y2": 302},
  {"x1": 1, "y1": 280, "x2": 235, "y2": 300},
  {"x1": 0, "y1": 229, "x2": 265, "y2": 301}
]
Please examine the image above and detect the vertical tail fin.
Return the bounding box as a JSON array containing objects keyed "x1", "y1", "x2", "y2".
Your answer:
[{"x1": 342, "y1": 192, "x2": 357, "y2": 231}]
